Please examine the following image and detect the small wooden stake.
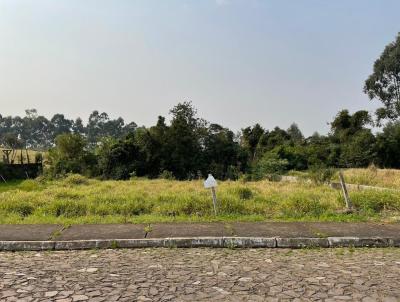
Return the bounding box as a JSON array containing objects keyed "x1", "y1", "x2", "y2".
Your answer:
[
  {"x1": 339, "y1": 170, "x2": 353, "y2": 210},
  {"x1": 211, "y1": 187, "x2": 218, "y2": 215}
]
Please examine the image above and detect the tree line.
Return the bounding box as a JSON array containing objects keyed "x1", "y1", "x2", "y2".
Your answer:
[
  {"x1": 1, "y1": 33, "x2": 399, "y2": 180},
  {"x1": 1, "y1": 102, "x2": 399, "y2": 180},
  {"x1": 0, "y1": 109, "x2": 137, "y2": 151}
]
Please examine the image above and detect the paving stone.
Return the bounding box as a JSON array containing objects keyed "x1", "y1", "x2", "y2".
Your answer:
[
  {"x1": 44, "y1": 291, "x2": 58, "y2": 298},
  {"x1": 0, "y1": 248, "x2": 400, "y2": 301},
  {"x1": 71, "y1": 295, "x2": 88, "y2": 301},
  {"x1": 2, "y1": 290, "x2": 16, "y2": 298},
  {"x1": 383, "y1": 297, "x2": 398, "y2": 302}
]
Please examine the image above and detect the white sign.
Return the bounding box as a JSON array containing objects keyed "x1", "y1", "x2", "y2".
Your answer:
[{"x1": 204, "y1": 174, "x2": 217, "y2": 189}]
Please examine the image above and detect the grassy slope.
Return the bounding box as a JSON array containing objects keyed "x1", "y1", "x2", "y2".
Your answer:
[{"x1": 0, "y1": 171, "x2": 399, "y2": 224}]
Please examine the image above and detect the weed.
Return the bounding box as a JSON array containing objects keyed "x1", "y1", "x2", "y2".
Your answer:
[
  {"x1": 335, "y1": 248, "x2": 345, "y2": 256},
  {"x1": 144, "y1": 224, "x2": 153, "y2": 234},
  {"x1": 49, "y1": 230, "x2": 62, "y2": 240},
  {"x1": 235, "y1": 187, "x2": 254, "y2": 200},
  {"x1": 110, "y1": 240, "x2": 119, "y2": 249},
  {"x1": 310, "y1": 229, "x2": 329, "y2": 238},
  {"x1": 226, "y1": 239, "x2": 237, "y2": 250},
  {"x1": 2, "y1": 202, "x2": 35, "y2": 217}
]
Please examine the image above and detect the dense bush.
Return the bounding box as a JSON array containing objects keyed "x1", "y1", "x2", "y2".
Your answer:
[
  {"x1": 252, "y1": 152, "x2": 288, "y2": 181},
  {"x1": 308, "y1": 166, "x2": 336, "y2": 184},
  {"x1": 47, "y1": 134, "x2": 97, "y2": 177},
  {"x1": 63, "y1": 174, "x2": 90, "y2": 186}
]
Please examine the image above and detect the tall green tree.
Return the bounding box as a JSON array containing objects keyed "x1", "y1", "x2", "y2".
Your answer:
[
  {"x1": 241, "y1": 124, "x2": 266, "y2": 161},
  {"x1": 164, "y1": 102, "x2": 203, "y2": 179},
  {"x1": 329, "y1": 110, "x2": 375, "y2": 167},
  {"x1": 287, "y1": 123, "x2": 304, "y2": 144},
  {"x1": 375, "y1": 121, "x2": 400, "y2": 168},
  {"x1": 202, "y1": 123, "x2": 242, "y2": 179},
  {"x1": 96, "y1": 133, "x2": 139, "y2": 180},
  {"x1": 364, "y1": 33, "x2": 400, "y2": 122},
  {"x1": 50, "y1": 114, "x2": 73, "y2": 138},
  {"x1": 330, "y1": 110, "x2": 372, "y2": 142}
]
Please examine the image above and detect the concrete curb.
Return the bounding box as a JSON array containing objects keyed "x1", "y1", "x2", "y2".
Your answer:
[
  {"x1": 0, "y1": 236, "x2": 399, "y2": 251},
  {"x1": 276, "y1": 237, "x2": 329, "y2": 248}
]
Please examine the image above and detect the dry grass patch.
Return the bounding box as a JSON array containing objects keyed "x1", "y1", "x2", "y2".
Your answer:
[{"x1": 338, "y1": 168, "x2": 400, "y2": 189}]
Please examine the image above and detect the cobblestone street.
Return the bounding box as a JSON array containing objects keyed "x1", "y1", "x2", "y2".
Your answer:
[{"x1": 1, "y1": 248, "x2": 399, "y2": 301}]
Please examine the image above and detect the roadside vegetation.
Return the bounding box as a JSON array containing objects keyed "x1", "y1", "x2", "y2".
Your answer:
[{"x1": 0, "y1": 171, "x2": 399, "y2": 224}]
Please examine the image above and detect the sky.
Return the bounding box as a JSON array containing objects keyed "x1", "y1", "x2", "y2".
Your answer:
[{"x1": 0, "y1": 0, "x2": 399, "y2": 136}]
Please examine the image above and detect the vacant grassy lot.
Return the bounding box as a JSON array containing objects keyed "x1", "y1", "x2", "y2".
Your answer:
[{"x1": 0, "y1": 170, "x2": 399, "y2": 224}]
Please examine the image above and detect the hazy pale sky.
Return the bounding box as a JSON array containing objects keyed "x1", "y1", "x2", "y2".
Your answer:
[{"x1": 0, "y1": 0, "x2": 399, "y2": 135}]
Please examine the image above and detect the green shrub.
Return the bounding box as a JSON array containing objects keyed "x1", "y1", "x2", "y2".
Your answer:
[
  {"x1": 48, "y1": 133, "x2": 96, "y2": 177},
  {"x1": 233, "y1": 187, "x2": 253, "y2": 200},
  {"x1": 3, "y1": 202, "x2": 35, "y2": 217},
  {"x1": 34, "y1": 175, "x2": 49, "y2": 185},
  {"x1": 159, "y1": 170, "x2": 175, "y2": 180},
  {"x1": 63, "y1": 174, "x2": 89, "y2": 186},
  {"x1": 46, "y1": 200, "x2": 88, "y2": 217},
  {"x1": 308, "y1": 167, "x2": 335, "y2": 184},
  {"x1": 253, "y1": 152, "x2": 288, "y2": 180},
  {"x1": 18, "y1": 180, "x2": 41, "y2": 191}
]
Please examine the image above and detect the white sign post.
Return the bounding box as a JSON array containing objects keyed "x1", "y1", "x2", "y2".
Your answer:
[{"x1": 204, "y1": 174, "x2": 218, "y2": 215}]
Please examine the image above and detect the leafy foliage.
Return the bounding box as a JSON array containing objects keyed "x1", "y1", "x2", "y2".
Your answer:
[
  {"x1": 252, "y1": 152, "x2": 289, "y2": 181},
  {"x1": 47, "y1": 134, "x2": 96, "y2": 177},
  {"x1": 364, "y1": 33, "x2": 400, "y2": 121}
]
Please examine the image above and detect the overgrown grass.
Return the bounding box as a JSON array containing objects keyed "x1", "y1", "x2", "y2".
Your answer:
[
  {"x1": 0, "y1": 171, "x2": 399, "y2": 224},
  {"x1": 289, "y1": 167, "x2": 400, "y2": 189},
  {"x1": 338, "y1": 168, "x2": 400, "y2": 189}
]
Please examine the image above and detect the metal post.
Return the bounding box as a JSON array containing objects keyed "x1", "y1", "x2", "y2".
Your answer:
[
  {"x1": 211, "y1": 187, "x2": 218, "y2": 215},
  {"x1": 339, "y1": 170, "x2": 353, "y2": 210}
]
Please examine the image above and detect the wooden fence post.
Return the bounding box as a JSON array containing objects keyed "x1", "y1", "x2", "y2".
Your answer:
[
  {"x1": 211, "y1": 187, "x2": 218, "y2": 215},
  {"x1": 339, "y1": 170, "x2": 353, "y2": 211}
]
